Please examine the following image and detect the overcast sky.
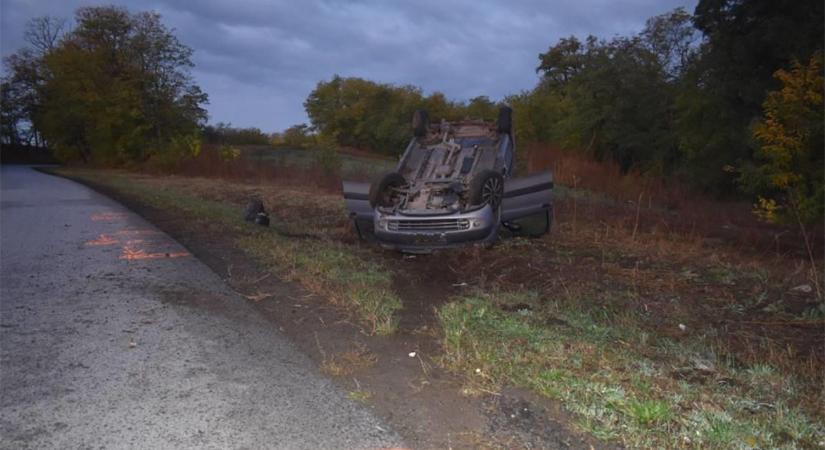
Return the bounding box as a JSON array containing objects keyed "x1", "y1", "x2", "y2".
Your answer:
[{"x1": 1, "y1": 0, "x2": 696, "y2": 133}]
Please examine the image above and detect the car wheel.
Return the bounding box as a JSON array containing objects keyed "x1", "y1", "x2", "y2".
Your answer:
[
  {"x1": 469, "y1": 170, "x2": 504, "y2": 209},
  {"x1": 497, "y1": 106, "x2": 512, "y2": 134},
  {"x1": 412, "y1": 109, "x2": 429, "y2": 137},
  {"x1": 369, "y1": 172, "x2": 406, "y2": 208}
]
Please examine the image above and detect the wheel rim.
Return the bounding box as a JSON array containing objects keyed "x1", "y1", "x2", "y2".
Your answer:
[{"x1": 482, "y1": 177, "x2": 503, "y2": 208}]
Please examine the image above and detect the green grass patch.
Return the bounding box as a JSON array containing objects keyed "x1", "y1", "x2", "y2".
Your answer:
[
  {"x1": 239, "y1": 232, "x2": 401, "y2": 335},
  {"x1": 438, "y1": 292, "x2": 824, "y2": 449}
]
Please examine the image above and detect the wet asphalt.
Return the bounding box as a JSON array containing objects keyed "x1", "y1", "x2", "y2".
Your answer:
[{"x1": 0, "y1": 166, "x2": 402, "y2": 449}]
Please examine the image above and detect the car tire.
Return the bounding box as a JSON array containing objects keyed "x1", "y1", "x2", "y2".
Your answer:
[
  {"x1": 412, "y1": 109, "x2": 429, "y2": 137},
  {"x1": 369, "y1": 172, "x2": 406, "y2": 208},
  {"x1": 469, "y1": 169, "x2": 504, "y2": 209},
  {"x1": 497, "y1": 106, "x2": 512, "y2": 134},
  {"x1": 254, "y1": 213, "x2": 270, "y2": 226}
]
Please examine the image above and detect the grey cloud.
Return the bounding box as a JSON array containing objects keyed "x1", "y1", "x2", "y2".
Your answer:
[{"x1": 2, "y1": 0, "x2": 696, "y2": 131}]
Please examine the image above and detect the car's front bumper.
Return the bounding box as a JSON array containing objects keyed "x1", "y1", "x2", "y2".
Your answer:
[{"x1": 372, "y1": 205, "x2": 498, "y2": 252}]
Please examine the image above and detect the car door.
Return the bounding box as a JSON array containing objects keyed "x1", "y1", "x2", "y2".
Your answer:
[
  {"x1": 342, "y1": 181, "x2": 374, "y2": 238},
  {"x1": 501, "y1": 171, "x2": 554, "y2": 234}
]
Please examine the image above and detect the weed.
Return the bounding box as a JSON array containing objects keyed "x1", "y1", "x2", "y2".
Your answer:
[
  {"x1": 346, "y1": 390, "x2": 373, "y2": 403},
  {"x1": 624, "y1": 399, "x2": 672, "y2": 426}
]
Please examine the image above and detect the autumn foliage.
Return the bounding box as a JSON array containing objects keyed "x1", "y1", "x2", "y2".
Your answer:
[{"x1": 747, "y1": 54, "x2": 824, "y2": 227}]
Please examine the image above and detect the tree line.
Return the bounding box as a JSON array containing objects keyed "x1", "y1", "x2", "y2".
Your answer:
[
  {"x1": 1, "y1": 6, "x2": 207, "y2": 166},
  {"x1": 202, "y1": 122, "x2": 269, "y2": 146},
  {"x1": 1, "y1": 2, "x2": 820, "y2": 227},
  {"x1": 303, "y1": 76, "x2": 500, "y2": 154},
  {"x1": 302, "y1": 0, "x2": 822, "y2": 226}
]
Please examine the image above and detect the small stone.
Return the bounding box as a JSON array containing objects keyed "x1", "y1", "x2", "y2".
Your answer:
[
  {"x1": 408, "y1": 352, "x2": 416, "y2": 358},
  {"x1": 791, "y1": 284, "x2": 812, "y2": 293},
  {"x1": 678, "y1": 323, "x2": 687, "y2": 331}
]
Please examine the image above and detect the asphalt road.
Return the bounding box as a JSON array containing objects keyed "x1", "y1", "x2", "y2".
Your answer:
[{"x1": 0, "y1": 166, "x2": 403, "y2": 449}]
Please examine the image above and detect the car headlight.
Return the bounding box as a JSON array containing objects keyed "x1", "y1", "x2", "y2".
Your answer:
[
  {"x1": 472, "y1": 219, "x2": 484, "y2": 228},
  {"x1": 377, "y1": 218, "x2": 388, "y2": 229}
]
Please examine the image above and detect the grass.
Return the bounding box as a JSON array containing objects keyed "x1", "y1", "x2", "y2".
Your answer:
[
  {"x1": 438, "y1": 291, "x2": 824, "y2": 449},
  {"x1": 51, "y1": 160, "x2": 823, "y2": 448},
  {"x1": 53, "y1": 168, "x2": 402, "y2": 335},
  {"x1": 240, "y1": 233, "x2": 401, "y2": 335}
]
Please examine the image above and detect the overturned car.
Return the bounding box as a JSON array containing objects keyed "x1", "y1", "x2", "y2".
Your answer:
[{"x1": 343, "y1": 107, "x2": 553, "y2": 252}]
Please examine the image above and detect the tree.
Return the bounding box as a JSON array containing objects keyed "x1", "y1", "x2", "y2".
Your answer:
[
  {"x1": 203, "y1": 122, "x2": 269, "y2": 145},
  {"x1": 422, "y1": 92, "x2": 464, "y2": 123},
  {"x1": 534, "y1": 33, "x2": 676, "y2": 173},
  {"x1": 24, "y1": 16, "x2": 65, "y2": 54},
  {"x1": 536, "y1": 36, "x2": 588, "y2": 87},
  {"x1": 0, "y1": 17, "x2": 65, "y2": 147},
  {"x1": 641, "y1": 7, "x2": 698, "y2": 80},
  {"x1": 278, "y1": 123, "x2": 315, "y2": 148},
  {"x1": 304, "y1": 76, "x2": 425, "y2": 154},
  {"x1": 745, "y1": 54, "x2": 824, "y2": 295},
  {"x1": 1, "y1": 81, "x2": 27, "y2": 145},
  {"x1": 2, "y1": 6, "x2": 207, "y2": 165},
  {"x1": 745, "y1": 55, "x2": 823, "y2": 226},
  {"x1": 676, "y1": 0, "x2": 824, "y2": 192},
  {"x1": 465, "y1": 96, "x2": 499, "y2": 121}
]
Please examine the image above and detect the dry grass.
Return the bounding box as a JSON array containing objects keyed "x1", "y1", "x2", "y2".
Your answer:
[
  {"x1": 175, "y1": 145, "x2": 344, "y2": 191},
  {"x1": 525, "y1": 143, "x2": 822, "y2": 259}
]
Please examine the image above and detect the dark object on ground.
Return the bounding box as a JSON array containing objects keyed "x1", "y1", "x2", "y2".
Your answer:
[
  {"x1": 343, "y1": 106, "x2": 553, "y2": 252},
  {"x1": 244, "y1": 198, "x2": 270, "y2": 226},
  {"x1": 244, "y1": 199, "x2": 264, "y2": 222},
  {"x1": 254, "y1": 213, "x2": 270, "y2": 226}
]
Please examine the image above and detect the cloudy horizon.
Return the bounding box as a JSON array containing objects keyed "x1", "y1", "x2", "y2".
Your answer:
[{"x1": 1, "y1": 0, "x2": 696, "y2": 133}]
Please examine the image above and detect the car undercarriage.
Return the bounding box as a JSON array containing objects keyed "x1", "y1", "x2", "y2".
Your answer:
[{"x1": 343, "y1": 107, "x2": 553, "y2": 252}]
